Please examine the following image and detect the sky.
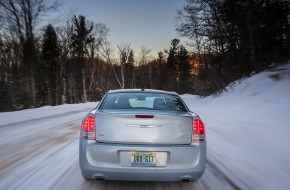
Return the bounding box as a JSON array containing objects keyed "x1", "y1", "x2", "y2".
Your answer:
[{"x1": 59, "y1": 0, "x2": 186, "y2": 57}]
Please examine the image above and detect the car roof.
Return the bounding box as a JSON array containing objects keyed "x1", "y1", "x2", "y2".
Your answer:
[{"x1": 107, "y1": 89, "x2": 178, "y2": 95}]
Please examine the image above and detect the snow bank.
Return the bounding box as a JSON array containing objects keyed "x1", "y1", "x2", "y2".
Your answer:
[
  {"x1": 182, "y1": 62, "x2": 290, "y2": 189},
  {"x1": 0, "y1": 102, "x2": 98, "y2": 126}
]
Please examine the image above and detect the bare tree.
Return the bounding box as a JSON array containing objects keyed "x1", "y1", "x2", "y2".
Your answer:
[
  {"x1": 95, "y1": 24, "x2": 123, "y2": 89},
  {"x1": 0, "y1": 0, "x2": 58, "y2": 108},
  {"x1": 138, "y1": 45, "x2": 151, "y2": 88},
  {"x1": 139, "y1": 45, "x2": 152, "y2": 66},
  {"x1": 117, "y1": 43, "x2": 131, "y2": 89}
]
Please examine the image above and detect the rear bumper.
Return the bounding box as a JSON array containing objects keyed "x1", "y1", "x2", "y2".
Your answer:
[{"x1": 79, "y1": 140, "x2": 206, "y2": 181}]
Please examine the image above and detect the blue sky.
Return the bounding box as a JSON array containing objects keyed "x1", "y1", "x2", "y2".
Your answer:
[{"x1": 60, "y1": 0, "x2": 186, "y2": 57}]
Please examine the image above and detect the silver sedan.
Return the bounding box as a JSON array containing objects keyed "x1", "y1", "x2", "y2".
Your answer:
[{"x1": 79, "y1": 89, "x2": 206, "y2": 182}]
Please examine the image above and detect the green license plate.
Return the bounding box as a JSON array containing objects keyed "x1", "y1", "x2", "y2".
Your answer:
[{"x1": 131, "y1": 152, "x2": 157, "y2": 167}]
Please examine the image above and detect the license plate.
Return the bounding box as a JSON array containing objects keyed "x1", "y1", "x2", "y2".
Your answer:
[{"x1": 131, "y1": 152, "x2": 157, "y2": 167}]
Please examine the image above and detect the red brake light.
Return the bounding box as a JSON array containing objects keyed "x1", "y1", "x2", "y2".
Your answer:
[
  {"x1": 192, "y1": 118, "x2": 205, "y2": 142},
  {"x1": 135, "y1": 115, "x2": 154, "y2": 118},
  {"x1": 81, "y1": 116, "x2": 95, "y2": 139}
]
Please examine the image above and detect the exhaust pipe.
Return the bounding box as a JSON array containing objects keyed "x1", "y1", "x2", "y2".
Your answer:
[
  {"x1": 93, "y1": 176, "x2": 106, "y2": 182},
  {"x1": 179, "y1": 178, "x2": 192, "y2": 183}
]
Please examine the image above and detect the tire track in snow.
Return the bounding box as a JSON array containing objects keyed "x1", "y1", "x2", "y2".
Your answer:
[{"x1": 201, "y1": 160, "x2": 241, "y2": 190}]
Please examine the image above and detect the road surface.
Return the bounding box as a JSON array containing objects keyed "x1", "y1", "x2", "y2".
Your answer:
[{"x1": 0, "y1": 107, "x2": 237, "y2": 190}]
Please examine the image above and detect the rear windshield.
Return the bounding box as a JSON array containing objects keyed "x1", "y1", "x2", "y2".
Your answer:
[{"x1": 99, "y1": 92, "x2": 187, "y2": 112}]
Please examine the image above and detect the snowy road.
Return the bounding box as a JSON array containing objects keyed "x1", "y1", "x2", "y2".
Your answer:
[{"x1": 0, "y1": 104, "x2": 235, "y2": 190}]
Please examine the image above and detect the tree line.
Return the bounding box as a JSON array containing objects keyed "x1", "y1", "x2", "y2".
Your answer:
[
  {"x1": 176, "y1": 0, "x2": 289, "y2": 95},
  {"x1": 0, "y1": 0, "x2": 289, "y2": 111}
]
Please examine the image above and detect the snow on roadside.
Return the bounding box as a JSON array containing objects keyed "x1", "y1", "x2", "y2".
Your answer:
[
  {"x1": 182, "y1": 62, "x2": 290, "y2": 189},
  {"x1": 0, "y1": 102, "x2": 98, "y2": 126}
]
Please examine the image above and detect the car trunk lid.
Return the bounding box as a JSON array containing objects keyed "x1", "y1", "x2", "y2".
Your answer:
[{"x1": 95, "y1": 110, "x2": 192, "y2": 145}]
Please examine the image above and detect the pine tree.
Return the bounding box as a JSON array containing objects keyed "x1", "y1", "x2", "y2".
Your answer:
[
  {"x1": 70, "y1": 15, "x2": 95, "y2": 59},
  {"x1": 165, "y1": 39, "x2": 180, "y2": 91},
  {"x1": 42, "y1": 24, "x2": 61, "y2": 106},
  {"x1": 178, "y1": 45, "x2": 192, "y2": 94},
  {"x1": 70, "y1": 15, "x2": 95, "y2": 102}
]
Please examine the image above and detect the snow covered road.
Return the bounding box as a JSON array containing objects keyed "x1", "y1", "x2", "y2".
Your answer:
[
  {"x1": 0, "y1": 104, "x2": 207, "y2": 190},
  {"x1": 0, "y1": 108, "x2": 86, "y2": 189},
  {"x1": 0, "y1": 102, "x2": 251, "y2": 190}
]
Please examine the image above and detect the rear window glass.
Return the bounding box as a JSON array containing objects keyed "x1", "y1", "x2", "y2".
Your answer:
[{"x1": 99, "y1": 92, "x2": 187, "y2": 112}]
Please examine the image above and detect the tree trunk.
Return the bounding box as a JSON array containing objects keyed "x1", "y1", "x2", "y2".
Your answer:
[{"x1": 82, "y1": 69, "x2": 87, "y2": 102}]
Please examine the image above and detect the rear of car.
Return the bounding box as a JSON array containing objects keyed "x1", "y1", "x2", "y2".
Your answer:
[{"x1": 79, "y1": 89, "x2": 206, "y2": 182}]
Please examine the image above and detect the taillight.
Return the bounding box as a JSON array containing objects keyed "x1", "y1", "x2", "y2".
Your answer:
[
  {"x1": 192, "y1": 118, "x2": 205, "y2": 142},
  {"x1": 81, "y1": 116, "x2": 95, "y2": 139},
  {"x1": 135, "y1": 115, "x2": 154, "y2": 118}
]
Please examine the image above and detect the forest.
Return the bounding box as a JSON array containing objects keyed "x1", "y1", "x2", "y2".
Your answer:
[{"x1": 0, "y1": 0, "x2": 289, "y2": 111}]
